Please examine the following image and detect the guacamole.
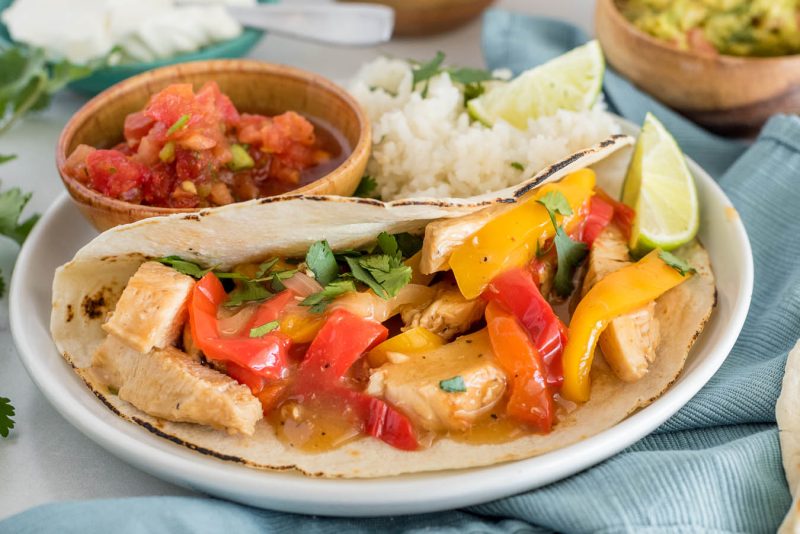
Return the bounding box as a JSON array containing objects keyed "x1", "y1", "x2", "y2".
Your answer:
[{"x1": 621, "y1": 0, "x2": 800, "y2": 57}]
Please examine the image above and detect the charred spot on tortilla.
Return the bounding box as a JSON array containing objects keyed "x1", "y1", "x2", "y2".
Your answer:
[
  {"x1": 182, "y1": 214, "x2": 202, "y2": 222},
  {"x1": 131, "y1": 417, "x2": 248, "y2": 464},
  {"x1": 81, "y1": 290, "x2": 109, "y2": 319},
  {"x1": 65, "y1": 304, "x2": 74, "y2": 323}
]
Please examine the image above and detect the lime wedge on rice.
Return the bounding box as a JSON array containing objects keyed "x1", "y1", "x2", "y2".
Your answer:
[
  {"x1": 622, "y1": 113, "x2": 699, "y2": 256},
  {"x1": 467, "y1": 40, "x2": 604, "y2": 128}
]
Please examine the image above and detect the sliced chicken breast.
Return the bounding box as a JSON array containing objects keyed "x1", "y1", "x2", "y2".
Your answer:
[
  {"x1": 92, "y1": 334, "x2": 262, "y2": 435},
  {"x1": 367, "y1": 330, "x2": 506, "y2": 432},
  {"x1": 584, "y1": 225, "x2": 660, "y2": 382},
  {"x1": 401, "y1": 280, "x2": 486, "y2": 341},
  {"x1": 102, "y1": 261, "x2": 195, "y2": 354}
]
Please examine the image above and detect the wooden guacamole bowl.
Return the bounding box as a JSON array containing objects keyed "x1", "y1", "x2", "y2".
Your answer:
[{"x1": 596, "y1": 0, "x2": 800, "y2": 135}]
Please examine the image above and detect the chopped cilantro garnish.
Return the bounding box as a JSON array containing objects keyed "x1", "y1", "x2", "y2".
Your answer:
[
  {"x1": 448, "y1": 67, "x2": 494, "y2": 85},
  {"x1": 347, "y1": 254, "x2": 411, "y2": 300},
  {"x1": 0, "y1": 397, "x2": 15, "y2": 438},
  {"x1": 538, "y1": 190, "x2": 573, "y2": 217},
  {"x1": 255, "y1": 258, "x2": 280, "y2": 278},
  {"x1": 166, "y1": 114, "x2": 190, "y2": 136},
  {"x1": 377, "y1": 231, "x2": 399, "y2": 257},
  {"x1": 394, "y1": 232, "x2": 423, "y2": 258},
  {"x1": 305, "y1": 240, "x2": 338, "y2": 286},
  {"x1": 538, "y1": 191, "x2": 588, "y2": 297},
  {"x1": 439, "y1": 376, "x2": 467, "y2": 393},
  {"x1": 250, "y1": 320, "x2": 279, "y2": 338},
  {"x1": 301, "y1": 279, "x2": 357, "y2": 314},
  {"x1": 224, "y1": 281, "x2": 272, "y2": 308},
  {"x1": 353, "y1": 175, "x2": 380, "y2": 199},
  {"x1": 155, "y1": 256, "x2": 214, "y2": 278},
  {"x1": 463, "y1": 82, "x2": 486, "y2": 104},
  {"x1": 0, "y1": 155, "x2": 16, "y2": 165},
  {"x1": 510, "y1": 162, "x2": 524, "y2": 171},
  {"x1": 658, "y1": 250, "x2": 696, "y2": 276}
]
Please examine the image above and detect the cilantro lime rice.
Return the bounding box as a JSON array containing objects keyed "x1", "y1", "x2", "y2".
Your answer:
[{"x1": 349, "y1": 57, "x2": 620, "y2": 200}]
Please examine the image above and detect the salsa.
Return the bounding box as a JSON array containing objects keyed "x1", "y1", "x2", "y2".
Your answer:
[
  {"x1": 621, "y1": 0, "x2": 800, "y2": 57},
  {"x1": 64, "y1": 82, "x2": 348, "y2": 208}
]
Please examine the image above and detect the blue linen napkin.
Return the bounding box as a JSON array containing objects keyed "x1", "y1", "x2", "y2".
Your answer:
[{"x1": 2, "y1": 10, "x2": 796, "y2": 533}]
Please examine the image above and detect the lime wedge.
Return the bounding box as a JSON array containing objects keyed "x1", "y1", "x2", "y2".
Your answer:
[
  {"x1": 467, "y1": 40, "x2": 605, "y2": 128},
  {"x1": 622, "y1": 113, "x2": 699, "y2": 256}
]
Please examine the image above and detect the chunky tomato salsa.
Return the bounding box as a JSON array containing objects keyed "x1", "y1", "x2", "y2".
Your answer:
[{"x1": 64, "y1": 82, "x2": 347, "y2": 208}]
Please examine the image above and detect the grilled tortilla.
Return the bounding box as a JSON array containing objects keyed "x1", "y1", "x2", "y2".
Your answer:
[{"x1": 50, "y1": 135, "x2": 716, "y2": 478}]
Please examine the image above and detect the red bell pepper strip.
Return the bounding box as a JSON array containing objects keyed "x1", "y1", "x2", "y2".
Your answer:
[
  {"x1": 579, "y1": 195, "x2": 615, "y2": 247},
  {"x1": 594, "y1": 188, "x2": 636, "y2": 241},
  {"x1": 292, "y1": 309, "x2": 418, "y2": 450},
  {"x1": 189, "y1": 273, "x2": 291, "y2": 381},
  {"x1": 485, "y1": 301, "x2": 554, "y2": 432},
  {"x1": 483, "y1": 267, "x2": 567, "y2": 387}
]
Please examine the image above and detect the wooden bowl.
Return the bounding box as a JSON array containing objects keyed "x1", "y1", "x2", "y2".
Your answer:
[
  {"x1": 57, "y1": 60, "x2": 371, "y2": 231},
  {"x1": 596, "y1": 0, "x2": 800, "y2": 135},
  {"x1": 343, "y1": 0, "x2": 494, "y2": 37}
]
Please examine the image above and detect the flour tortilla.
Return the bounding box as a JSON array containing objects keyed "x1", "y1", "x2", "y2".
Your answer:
[
  {"x1": 50, "y1": 135, "x2": 716, "y2": 478},
  {"x1": 778, "y1": 340, "x2": 800, "y2": 533}
]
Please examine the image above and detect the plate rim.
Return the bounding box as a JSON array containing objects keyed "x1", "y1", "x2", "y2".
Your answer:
[{"x1": 9, "y1": 128, "x2": 754, "y2": 516}]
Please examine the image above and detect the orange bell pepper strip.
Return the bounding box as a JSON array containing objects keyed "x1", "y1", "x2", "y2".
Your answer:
[
  {"x1": 449, "y1": 169, "x2": 596, "y2": 300},
  {"x1": 561, "y1": 250, "x2": 692, "y2": 402},
  {"x1": 485, "y1": 301, "x2": 554, "y2": 432}
]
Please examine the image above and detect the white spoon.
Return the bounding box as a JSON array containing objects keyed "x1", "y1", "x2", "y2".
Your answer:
[{"x1": 224, "y1": 3, "x2": 395, "y2": 46}]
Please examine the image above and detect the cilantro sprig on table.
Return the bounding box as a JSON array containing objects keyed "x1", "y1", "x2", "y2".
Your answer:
[
  {"x1": 0, "y1": 46, "x2": 96, "y2": 135},
  {"x1": 537, "y1": 191, "x2": 589, "y2": 298},
  {"x1": 0, "y1": 155, "x2": 41, "y2": 439}
]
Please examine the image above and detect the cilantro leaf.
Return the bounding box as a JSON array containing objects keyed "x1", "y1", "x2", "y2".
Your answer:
[
  {"x1": 538, "y1": 191, "x2": 587, "y2": 297},
  {"x1": 510, "y1": 161, "x2": 524, "y2": 171},
  {"x1": 301, "y1": 279, "x2": 357, "y2": 313},
  {"x1": 358, "y1": 254, "x2": 412, "y2": 299},
  {"x1": 463, "y1": 82, "x2": 485, "y2": 104},
  {"x1": 0, "y1": 46, "x2": 94, "y2": 135},
  {"x1": 155, "y1": 256, "x2": 213, "y2": 278},
  {"x1": 353, "y1": 175, "x2": 380, "y2": 199},
  {"x1": 537, "y1": 191, "x2": 573, "y2": 217},
  {"x1": 412, "y1": 51, "x2": 445, "y2": 86},
  {"x1": 250, "y1": 320, "x2": 279, "y2": 338},
  {"x1": 255, "y1": 258, "x2": 279, "y2": 278},
  {"x1": 0, "y1": 155, "x2": 16, "y2": 165},
  {"x1": 658, "y1": 250, "x2": 696, "y2": 276},
  {"x1": 305, "y1": 240, "x2": 339, "y2": 286},
  {"x1": 449, "y1": 67, "x2": 493, "y2": 85},
  {"x1": 439, "y1": 376, "x2": 466, "y2": 393},
  {"x1": 345, "y1": 256, "x2": 388, "y2": 298},
  {"x1": 0, "y1": 397, "x2": 15, "y2": 438},
  {"x1": 377, "y1": 232, "x2": 399, "y2": 258},
  {"x1": 552, "y1": 228, "x2": 588, "y2": 297},
  {"x1": 0, "y1": 186, "x2": 39, "y2": 245},
  {"x1": 394, "y1": 232, "x2": 423, "y2": 258},
  {"x1": 224, "y1": 281, "x2": 272, "y2": 308}
]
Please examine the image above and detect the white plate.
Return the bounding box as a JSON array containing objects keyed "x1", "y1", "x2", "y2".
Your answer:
[{"x1": 9, "y1": 134, "x2": 753, "y2": 517}]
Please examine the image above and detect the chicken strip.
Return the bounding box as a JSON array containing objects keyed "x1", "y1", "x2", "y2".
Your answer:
[
  {"x1": 367, "y1": 330, "x2": 506, "y2": 432},
  {"x1": 102, "y1": 261, "x2": 195, "y2": 354},
  {"x1": 400, "y1": 280, "x2": 486, "y2": 341},
  {"x1": 119, "y1": 346, "x2": 262, "y2": 435},
  {"x1": 583, "y1": 225, "x2": 660, "y2": 382}
]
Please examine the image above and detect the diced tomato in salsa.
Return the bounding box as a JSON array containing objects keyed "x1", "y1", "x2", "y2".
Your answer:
[{"x1": 65, "y1": 82, "x2": 339, "y2": 208}]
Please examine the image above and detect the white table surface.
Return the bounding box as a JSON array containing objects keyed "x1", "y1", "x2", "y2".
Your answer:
[{"x1": 0, "y1": 0, "x2": 592, "y2": 520}]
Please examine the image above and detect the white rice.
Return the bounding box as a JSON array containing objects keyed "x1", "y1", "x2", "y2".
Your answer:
[{"x1": 349, "y1": 57, "x2": 621, "y2": 200}]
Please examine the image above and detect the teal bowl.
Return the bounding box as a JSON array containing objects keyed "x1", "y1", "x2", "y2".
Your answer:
[{"x1": 0, "y1": 0, "x2": 274, "y2": 94}]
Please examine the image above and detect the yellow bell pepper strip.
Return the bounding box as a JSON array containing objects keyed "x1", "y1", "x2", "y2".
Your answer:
[
  {"x1": 561, "y1": 250, "x2": 692, "y2": 402},
  {"x1": 367, "y1": 327, "x2": 444, "y2": 367},
  {"x1": 279, "y1": 313, "x2": 326, "y2": 344},
  {"x1": 449, "y1": 169, "x2": 596, "y2": 300}
]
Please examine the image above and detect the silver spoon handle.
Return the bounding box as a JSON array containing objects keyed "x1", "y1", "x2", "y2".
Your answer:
[{"x1": 227, "y1": 3, "x2": 395, "y2": 46}]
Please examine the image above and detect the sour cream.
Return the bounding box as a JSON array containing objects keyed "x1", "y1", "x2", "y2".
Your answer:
[{"x1": 1, "y1": 0, "x2": 255, "y2": 65}]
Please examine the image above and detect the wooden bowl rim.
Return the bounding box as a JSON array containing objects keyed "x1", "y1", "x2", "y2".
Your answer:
[
  {"x1": 56, "y1": 59, "x2": 371, "y2": 218},
  {"x1": 600, "y1": 0, "x2": 800, "y2": 66}
]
